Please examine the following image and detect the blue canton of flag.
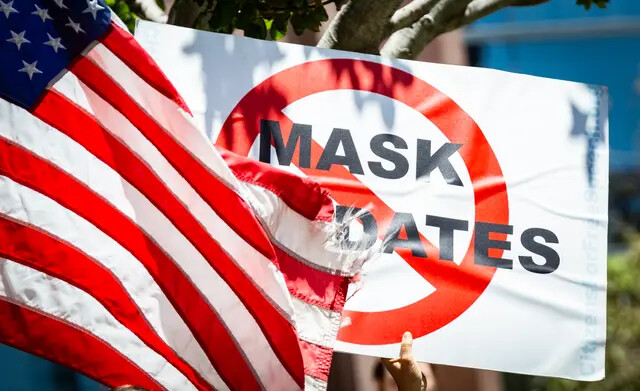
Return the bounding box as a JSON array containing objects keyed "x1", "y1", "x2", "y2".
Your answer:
[{"x1": 0, "y1": 0, "x2": 111, "y2": 108}]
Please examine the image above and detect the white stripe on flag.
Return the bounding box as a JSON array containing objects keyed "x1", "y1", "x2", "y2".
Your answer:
[
  {"x1": 292, "y1": 298, "x2": 342, "y2": 349},
  {"x1": 85, "y1": 43, "x2": 240, "y2": 188},
  {"x1": 53, "y1": 72, "x2": 295, "y2": 322},
  {"x1": 0, "y1": 172, "x2": 228, "y2": 391},
  {"x1": 305, "y1": 375, "x2": 329, "y2": 391},
  {"x1": 0, "y1": 259, "x2": 199, "y2": 391}
]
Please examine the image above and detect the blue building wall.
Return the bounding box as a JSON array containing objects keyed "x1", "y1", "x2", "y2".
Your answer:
[
  {"x1": 479, "y1": 0, "x2": 640, "y2": 22},
  {"x1": 467, "y1": 0, "x2": 640, "y2": 171}
]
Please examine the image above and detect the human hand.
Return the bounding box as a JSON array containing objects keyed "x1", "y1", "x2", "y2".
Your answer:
[{"x1": 381, "y1": 332, "x2": 426, "y2": 391}]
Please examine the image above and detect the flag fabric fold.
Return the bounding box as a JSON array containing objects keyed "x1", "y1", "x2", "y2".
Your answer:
[{"x1": 0, "y1": 1, "x2": 367, "y2": 389}]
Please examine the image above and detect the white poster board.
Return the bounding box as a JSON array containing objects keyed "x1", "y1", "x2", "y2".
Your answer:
[{"x1": 136, "y1": 20, "x2": 608, "y2": 381}]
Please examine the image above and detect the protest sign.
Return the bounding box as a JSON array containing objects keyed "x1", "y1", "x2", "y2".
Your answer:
[{"x1": 136, "y1": 20, "x2": 609, "y2": 381}]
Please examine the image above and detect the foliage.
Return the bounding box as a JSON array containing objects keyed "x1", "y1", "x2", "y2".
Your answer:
[
  {"x1": 106, "y1": 0, "x2": 139, "y2": 32},
  {"x1": 530, "y1": 232, "x2": 640, "y2": 391},
  {"x1": 191, "y1": 0, "x2": 329, "y2": 39}
]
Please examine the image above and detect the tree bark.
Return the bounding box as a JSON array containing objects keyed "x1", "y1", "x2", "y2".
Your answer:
[
  {"x1": 317, "y1": 0, "x2": 405, "y2": 54},
  {"x1": 386, "y1": 0, "x2": 439, "y2": 35},
  {"x1": 380, "y1": 0, "x2": 538, "y2": 59},
  {"x1": 381, "y1": 0, "x2": 471, "y2": 59}
]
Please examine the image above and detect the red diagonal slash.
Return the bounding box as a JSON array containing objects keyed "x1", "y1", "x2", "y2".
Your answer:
[{"x1": 217, "y1": 59, "x2": 509, "y2": 344}]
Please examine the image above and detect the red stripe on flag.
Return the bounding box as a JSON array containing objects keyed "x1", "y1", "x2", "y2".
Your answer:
[
  {"x1": 0, "y1": 297, "x2": 163, "y2": 390},
  {"x1": 298, "y1": 340, "x2": 335, "y2": 382},
  {"x1": 274, "y1": 245, "x2": 350, "y2": 311},
  {"x1": 219, "y1": 148, "x2": 334, "y2": 222},
  {"x1": 66, "y1": 62, "x2": 305, "y2": 387},
  {"x1": 0, "y1": 135, "x2": 261, "y2": 391},
  {"x1": 70, "y1": 56, "x2": 275, "y2": 263},
  {"x1": 0, "y1": 214, "x2": 215, "y2": 391},
  {"x1": 100, "y1": 23, "x2": 192, "y2": 115}
]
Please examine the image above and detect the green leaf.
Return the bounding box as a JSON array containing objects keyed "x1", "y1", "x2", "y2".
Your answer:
[
  {"x1": 305, "y1": 6, "x2": 327, "y2": 32},
  {"x1": 289, "y1": 12, "x2": 306, "y2": 35},
  {"x1": 236, "y1": 2, "x2": 259, "y2": 29},
  {"x1": 114, "y1": 1, "x2": 130, "y2": 16},
  {"x1": 210, "y1": 0, "x2": 240, "y2": 31},
  {"x1": 179, "y1": 0, "x2": 332, "y2": 38},
  {"x1": 126, "y1": 18, "x2": 136, "y2": 32},
  {"x1": 289, "y1": 6, "x2": 327, "y2": 35},
  {"x1": 244, "y1": 18, "x2": 267, "y2": 39},
  {"x1": 269, "y1": 13, "x2": 289, "y2": 40},
  {"x1": 311, "y1": 4, "x2": 328, "y2": 23}
]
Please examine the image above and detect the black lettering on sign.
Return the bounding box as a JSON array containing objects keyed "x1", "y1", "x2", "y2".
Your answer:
[
  {"x1": 256, "y1": 120, "x2": 565, "y2": 275},
  {"x1": 383, "y1": 212, "x2": 427, "y2": 258},
  {"x1": 474, "y1": 222, "x2": 513, "y2": 269},
  {"x1": 259, "y1": 119, "x2": 312, "y2": 168},
  {"x1": 416, "y1": 139, "x2": 463, "y2": 186},
  {"x1": 368, "y1": 134, "x2": 409, "y2": 180},
  {"x1": 317, "y1": 128, "x2": 364, "y2": 174},
  {"x1": 425, "y1": 215, "x2": 468, "y2": 261},
  {"x1": 519, "y1": 228, "x2": 560, "y2": 274},
  {"x1": 258, "y1": 120, "x2": 467, "y2": 186}
]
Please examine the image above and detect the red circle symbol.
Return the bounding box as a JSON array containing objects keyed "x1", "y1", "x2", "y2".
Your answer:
[{"x1": 217, "y1": 59, "x2": 509, "y2": 345}]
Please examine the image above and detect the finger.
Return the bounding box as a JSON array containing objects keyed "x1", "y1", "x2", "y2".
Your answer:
[
  {"x1": 381, "y1": 361, "x2": 404, "y2": 388},
  {"x1": 399, "y1": 331, "x2": 413, "y2": 361},
  {"x1": 381, "y1": 357, "x2": 401, "y2": 377}
]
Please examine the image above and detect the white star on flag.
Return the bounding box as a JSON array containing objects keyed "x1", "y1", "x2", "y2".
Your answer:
[
  {"x1": 0, "y1": 0, "x2": 17, "y2": 18},
  {"x1": 32, "y1": 4, "x2": 53, "y2": 22},
  {"x1": 65, "y1": 17, "x2": 85, "y2": 34},
  {"x1": 82, "y1": 0, "x2": 104, "y2": 20},
  {"x1": 44, "y1": 33, "x2": 66, "y2": 53},
  {"x1": 18, "y1": 60, "x2": 43, "y2": 80},
  {"x1": 52, "y1": 0, "x2": 68, "y2": 9},
  {"x1": 6, "y1": 30, "x2": 30, "y2": 50}
]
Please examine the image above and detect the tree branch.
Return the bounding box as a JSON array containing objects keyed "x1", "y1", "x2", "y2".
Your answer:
[
  {"x1": 381, "y1": 0, "x2": 473, "y2": 59},
  {"x1": 460, "y1": 0, "x2": 518, "y2": 24},
  {"x1": 380, "y1": 0, "x2": 544, "y2": 59},
  {"x1": 317, "y1": 0, "x2": 405, "y2": 54},
  {"x1": 386, "y1": 0, "x2": 439, "y2": 35}
]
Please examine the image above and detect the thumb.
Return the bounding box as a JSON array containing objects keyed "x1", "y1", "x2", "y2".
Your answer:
[{"x1": 400, "y1": 331, "x2": 413, "y2": 361}]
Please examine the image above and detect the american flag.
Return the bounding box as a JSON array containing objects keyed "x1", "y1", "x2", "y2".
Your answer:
[{"x1": 0, "y1": 1, "x2": 367, "y2": 389}]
